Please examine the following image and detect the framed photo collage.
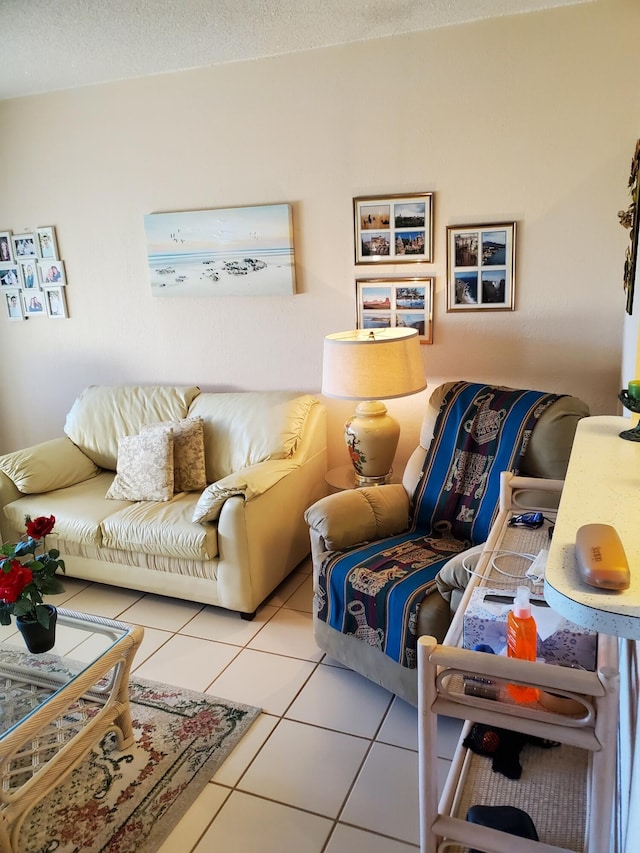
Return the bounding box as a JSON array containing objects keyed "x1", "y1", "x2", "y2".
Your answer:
[
  {"x1": 353, "y1": 191, "x2": 516, "y2": 344},
  {"x1": 0, "y1": 226, "x2": 68, "y2": 320}
]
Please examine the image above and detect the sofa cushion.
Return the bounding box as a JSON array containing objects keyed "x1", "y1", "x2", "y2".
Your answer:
[
  {"x1": 188, "y1": 391, "x2": 315, "y2": 481},
  {"x1": 64, "y1": 384, "x2": 201, "y2": 469},
  {"x1": 2, "y1": 472, "x2": 126, "y2": 546},
  {"x1": 141, "y1": 417, "x2": 206, "y2": 492},
  {"x1": 102, "y1": 494, "x2": 217, "y2": 560},
  {"x1": 420, "y1": 382, "x2": 588, "y2": 480},
  {"x1": 105, "y1": 428, "x2": 175, "y2": 502},
  {"x1": 0, "y1": 437, "x2": 99, "y2": 494}
]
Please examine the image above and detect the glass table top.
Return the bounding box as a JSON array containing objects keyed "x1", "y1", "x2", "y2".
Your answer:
[{"x1": 0, "y1": 608, "x2": 134, "y2": 741}]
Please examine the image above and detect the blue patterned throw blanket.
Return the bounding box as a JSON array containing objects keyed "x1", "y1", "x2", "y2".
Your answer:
[{"x1": 317, "y1": 382, "x2": 563, "y2": 668}]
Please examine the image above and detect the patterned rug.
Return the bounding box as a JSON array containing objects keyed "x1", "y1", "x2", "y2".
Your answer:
[{"x1": 16, "y1": 677, "x2": 261, "y2": 852}]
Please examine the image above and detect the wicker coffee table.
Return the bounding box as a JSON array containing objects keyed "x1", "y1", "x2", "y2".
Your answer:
[{"x1": 0, "y1": 608, "x2": 144, "y2": 852}]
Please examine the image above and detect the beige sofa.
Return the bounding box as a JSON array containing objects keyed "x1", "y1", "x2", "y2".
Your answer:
[{"x1": 0, "y1": 385, "x2": 327, "y2": 618}]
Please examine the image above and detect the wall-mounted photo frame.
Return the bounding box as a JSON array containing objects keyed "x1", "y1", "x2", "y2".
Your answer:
[
  {"x1": 11, "y1": 232, "x2": 37, "y2": 260},
  {"x1": 0, "y1": 263, "x2": 22, "y2": 288},
  {"x1": 446, "y1": 222, "x2": 516, "y2": 312},
  {"x1": 24, "y1": 291, "x2": 45, "y2": 316},
  {"x1": 0, "y1": 231, "x2": 13, "y2": 263},
  {"x1": 38, "y1": 259, "x2": 66, "y2": 286},
  {"x1": 356, "y1": 277, "x2": 434, "y2": 344},
  {"x1": 354, "y1": 193, "x2": 434, "y2": 265},
  {"x1": 43, "y1": 286, "x2": 68, "y2": 318},
  {"x1": 18, "y1": 259, "x2": 38, "y2": 291},
  {"x1": 36, "y1": 226, "x2": 59, "y2": 260},
  {"x1": 3, "y1": 289, "x2": 23, "y2": 321}
]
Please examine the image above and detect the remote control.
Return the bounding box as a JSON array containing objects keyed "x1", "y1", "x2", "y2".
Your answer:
[{"x1": 575, "y1": 523, "x2": 630, "y2": 590}]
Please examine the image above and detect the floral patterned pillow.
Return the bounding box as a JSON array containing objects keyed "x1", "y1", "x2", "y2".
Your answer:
[
  {"x1": 105, "y1": 428, "x2": 174, "y2": 501},
  {"x1": 142, "y1": 417, "x2": 206, "y2": 492}
]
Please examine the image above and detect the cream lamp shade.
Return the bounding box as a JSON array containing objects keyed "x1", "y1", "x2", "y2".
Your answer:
[{"x1": 322, "y1": 328, "x2": 427, "y2": 485}]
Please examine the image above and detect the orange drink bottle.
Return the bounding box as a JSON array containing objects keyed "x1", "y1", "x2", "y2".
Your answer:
[{"x1": 506, "y1": 586, "x2": 539, "y2": 702}]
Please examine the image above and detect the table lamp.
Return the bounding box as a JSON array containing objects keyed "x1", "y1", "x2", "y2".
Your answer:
[{"x1": 322, "y1": 328, "x2": 426, "y2": 485}]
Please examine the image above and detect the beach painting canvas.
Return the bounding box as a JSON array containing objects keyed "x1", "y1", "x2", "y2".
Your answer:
[{"x1": 144, "y1": 203, "x2": 296, "y2": 297}]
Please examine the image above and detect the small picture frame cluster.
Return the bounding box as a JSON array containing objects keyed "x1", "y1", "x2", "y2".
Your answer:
[
  {"x1": 354, "y1": 193, "x2": 434, "y2": 264},
  {"x1": 446, "y1": 222, "x2": 516, "y2": 312},
  {"x1": 0, "y1": 226, "x2": 68, "y2": 320},
  {"x1": 356, "y1": 278, "x2": 434, "y2": 344}
]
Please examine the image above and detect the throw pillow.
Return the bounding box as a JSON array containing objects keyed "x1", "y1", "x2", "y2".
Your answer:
[
  {"x1": 105, "y1": 428, "x2": 174, "y2": 501},
  {"x1": 0, "y1": 437, "x2": 100, "y2": 494},
  {"x1": 142, "y1": 417, "x2": 206, "y2": 492}
]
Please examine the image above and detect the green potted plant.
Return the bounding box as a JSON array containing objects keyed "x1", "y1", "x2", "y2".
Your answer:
[{"x1": 0, "y1": 515, "x2": 66, "y2": 652}]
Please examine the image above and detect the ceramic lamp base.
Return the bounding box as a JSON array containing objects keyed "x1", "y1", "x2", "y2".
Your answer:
[{"x1": 345, "y1": 401, "x2": 400, "y2": 483}]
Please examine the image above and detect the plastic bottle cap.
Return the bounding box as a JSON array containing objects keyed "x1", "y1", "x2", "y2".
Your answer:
[{"x1": 513, "y1": 585, "x2": 532, "y2": 618}]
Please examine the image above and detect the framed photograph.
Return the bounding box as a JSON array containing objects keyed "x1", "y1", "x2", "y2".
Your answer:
[
  {"x1": 354, "y1": 193, "x2": 434, "y2": 264},
  {"x1": 38, "y1": 259, "x2": 66, "y2": 286},
  {"x1": 0, "y1": 231, "x2": 13, "y2": 263},
  {"x1": 3, "y1": 289, "x2": 23, "y2": 321},
  {"x1": 19, "y1": 259, "x2": 38, "y2": 291},
  {"x1": 356, "y1": 277, "x2": 434, "y2": 344},
  {"x1": 11, "y1": 232, "x2": 37, "y2": 260},
  {"x1": 446, "y1": 222, "x2": 516, "y2": 312},
  {"x1": 144, "y1": 203, "x2": 295, "y2": 297},
  {"x1": 0, "y1": 263, "x2": 22, "y2": 288},
  {"x1": 44, "y1": 286, "x2": 68, "y2": 318},
  {"x1": 36, "y1": 226, "x2": 59, "y2": 260},
  {"x1": 24, "y1": 291, "x2": 45, "y2": 316}
]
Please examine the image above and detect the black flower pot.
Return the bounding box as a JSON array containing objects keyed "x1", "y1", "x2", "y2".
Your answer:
[{"x1": 16, "y1": 605, "x2": 58, "y2": 654}]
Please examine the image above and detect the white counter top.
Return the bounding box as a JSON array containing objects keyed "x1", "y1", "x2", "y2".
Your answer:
[{"x1": 544, "y1": 415, "x2": 640, "y2": 639}]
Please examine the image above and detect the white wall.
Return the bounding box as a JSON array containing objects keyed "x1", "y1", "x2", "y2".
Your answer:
[{"x1": 0, "y1": 0, "x2": 638, "y2": 470}]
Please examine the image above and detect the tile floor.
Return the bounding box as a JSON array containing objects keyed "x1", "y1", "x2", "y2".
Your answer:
[{"x1": 35, "y1": 558, "x2": 463, "y2": 852}]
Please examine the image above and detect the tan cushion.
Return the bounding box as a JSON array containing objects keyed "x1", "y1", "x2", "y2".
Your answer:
[
  {"x1": 304, "y1": 484, "x2": 410, "y2": 551},
  {"x1": 0, "y1": 437, "x2": 99, "y2": 494},
  {"x1": 141, "y1": 417, "x2": 206, "y2": 492},
  {"x1": 64, "y1": 384, "x2": 201, "y2": 469},
  {"x1": 2, "y1": 472, "x2": 124, "y2": 546},
  {"x1": 102, "y1": 493, "x2": 217, "y2": 560},
  {"x1": 105, "y1": 428, "x2": 174, "y2": 502},
  {"x1": 420, "y1": 382, "x2": 588, "y2": 480},
  {"x1": 188, "y1": 391, "x2": 316, "y2": 481},
  {"x1": 192, "y1": 458, "x2": 298, "y2": 524}
]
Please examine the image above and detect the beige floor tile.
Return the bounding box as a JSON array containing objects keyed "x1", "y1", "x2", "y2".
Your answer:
[
  {"x1": 377, "y1": 695, "x2": 419, "y2": 750},
  {"x1": 206, "y1": 648, "x2": 316, "y2": 715},
  {"x1": 194, "y1": 790, "x2": 332, "y2": 853},
  {"x1": 119, "y1": 592, "x2": 204, "y2": 632},
  {"x1": 212, "y1": 713, "x2": 279, "y2": 787},
  {"x1": 129, "y1": 625, "x2": 173, "y2": 668},
  {"x1": 340, "y1": 742, "x2": 419, "y2": 845},
  {"x1": 133, "y1": 633, "x2": 240, "y2": 692},
  {"x1": 282, "y1": 574, "x2": 314, "y2": 612},
  {"x1": 436, "y1": 715, "x2": 464, "y2": 760},
  {"x1": 180, "y1": 603, "x2": 278, "y2": 646},
  {"x1": 286, "y1": 662, "x2": 392, "y2": 738},
  {"x1": 266, "y1": 571, "x2": 307, "y2": 607},
  {"x1": 157, "y1": 782, "x2": 230, "y2": 853},
  {"x1": 57, "y1": 582, "x2": 144, "y2": 619},
  {"x1": 238, "y1": 718, "x2": 370, "y2": 817},
  {"x1": 325, "y1": 823, "x2": 417, "y2": 852},
  {"x1": 247, "y1": 608, "x2": 323, "y2": 662}
]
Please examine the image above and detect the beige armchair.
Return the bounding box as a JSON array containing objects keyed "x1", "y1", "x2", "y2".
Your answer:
[{"x1": 305, "y1": 381, "x2": 589, "y2": 706}]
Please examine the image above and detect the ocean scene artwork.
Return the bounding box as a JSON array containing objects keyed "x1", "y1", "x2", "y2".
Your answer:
[{"x1": 144, "y1": 204, "x2": 296, "y2": 297}]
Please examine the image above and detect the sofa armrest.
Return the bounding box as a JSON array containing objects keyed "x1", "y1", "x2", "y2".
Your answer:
[
  {"x1": 0, "y1": 469, "x2": 23, "y2": 543},
  {"x1": 192, "y1": 458, "x2": 298, "y2": 523},
  {"x1": 304, "y1": 484, "x2": 410, "y2": 552},
  {"x1": 0, "y1": 437, "x2": 99, "y2": 495}
]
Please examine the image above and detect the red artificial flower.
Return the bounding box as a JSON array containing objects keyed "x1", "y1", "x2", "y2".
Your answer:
[
  {"x1": 26, "y1": 515, "x2": 56, "y2": 540},
  {"x1": 0, "y1": 559, "x2": 33, "y2": 603}
]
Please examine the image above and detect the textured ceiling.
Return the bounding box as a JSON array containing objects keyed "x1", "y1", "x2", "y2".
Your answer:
[{"x1": 1, "y1": 0, "x2": 591, "y2": 100}]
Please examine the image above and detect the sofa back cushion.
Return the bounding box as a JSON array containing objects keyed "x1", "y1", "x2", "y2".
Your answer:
[
  {"x1": 419, "y1": 381, "x2": 589, "y2": 480},
  {"x1": 64, "y1": 385, "x2": 201, "y2": 470},
  {"x1": 188, "y1": 391, "x2": 316, "y2": 482}
]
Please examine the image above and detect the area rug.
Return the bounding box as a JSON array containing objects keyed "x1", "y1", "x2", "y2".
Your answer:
[{"x1": 17, "y1": 677, "x2": 261, "y2": 853}]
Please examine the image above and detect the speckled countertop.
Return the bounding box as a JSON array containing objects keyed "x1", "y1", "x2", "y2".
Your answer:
[{"x1": 544, "y1": 416, "x2": 640, "y2": 639}]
